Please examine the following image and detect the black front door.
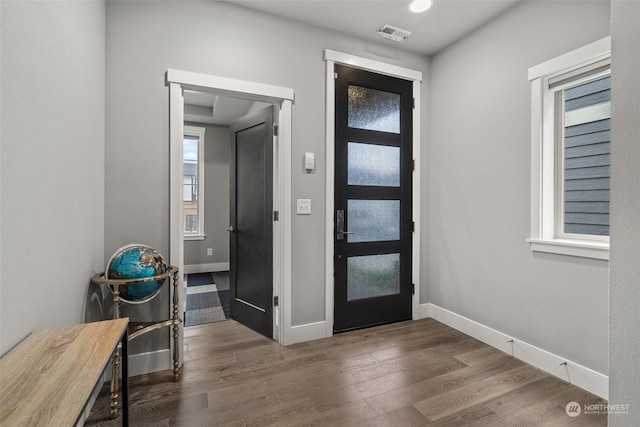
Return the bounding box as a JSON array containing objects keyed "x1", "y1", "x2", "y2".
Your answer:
[
  {"x1": 229, "y1": 106, "x2": 274, "y2": 338},
  {"x1": 334, "y1": 64, "x2": 413, "y2": 333}
]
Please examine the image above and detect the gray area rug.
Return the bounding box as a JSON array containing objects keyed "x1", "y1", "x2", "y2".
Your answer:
[{"x1": 184, "y1": 272, "x2": 230, "y2": 327}]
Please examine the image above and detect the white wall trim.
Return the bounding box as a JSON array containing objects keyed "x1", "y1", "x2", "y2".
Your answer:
[
  {"x1": 411, "y1": 79, "x2": 422, "y2": 320},
  {"x1": 183, "y1": 234, "x2": 205, "y2": 241},
  {"x1": 527, "y1": 238, "x2": 609, "y2": 260},
  {"x1": 324, "y1": 49, "x2": 423, "y2": 82},
  {"x1": 417, "y1": 302, "x2": 430, "y2": 320},
  {"x1": 324, "y1": 59, "x2": 336, "y2": 339},
  {"x1": 166, "y1": 69, "x2": 294, "y2": 103},
  {"x1": 272, "y1": 106, "x2": 282, "y2": 343},
  {"x1": 324, "y1": 50, "x2": 422, "y2": 338},
  {"x1": 286, "y1": 321, "x2": 328, "y2": 346},
  {"x1": 168, "y1": 82, "x2": 184, "y2": 367},
  {"x1": 528, "y1": 36, "x2": 611, "y2": 81},
  {"x1": 184, "y1": 262, "x2": 230, "y2": 274},
  {"x1": 103, "y1": 350, "x2": 171, "y2": 379},
  {"x1": 77, "y1": 379, "x2": 104, "y2": 427},
  {"x1": 277, "y1": 100, "x2": 293, "y2": 346},
  {"x1": 129, "y1": 349, "x2": 172, "y2": 377},
  {"x1": 424, "y1": 303, "x2": 608, "y2": 399},
  {"x1": 528, "y1": 37, "x2": 611, "y2": 260}
]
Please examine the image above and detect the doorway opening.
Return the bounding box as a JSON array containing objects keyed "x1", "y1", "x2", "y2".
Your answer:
[
  {"x1": 167, "y1": 69, "x2": 294, "y2": 362},
  {"x1": 180, "y1": 91, "x2": 272, "y2": 328}
]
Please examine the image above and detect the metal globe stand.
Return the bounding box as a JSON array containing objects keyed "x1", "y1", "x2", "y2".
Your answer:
[{"x1": 91, "y1": 266, "x2": 181, "y2": 419}]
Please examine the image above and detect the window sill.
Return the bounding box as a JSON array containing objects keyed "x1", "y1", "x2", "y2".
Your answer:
[
  {"x1": 527, "y1": 238, "x2": 609, "y2": 261},
  {"x1": 184, "y1": 234, "x2": 206, "y2": 241}
]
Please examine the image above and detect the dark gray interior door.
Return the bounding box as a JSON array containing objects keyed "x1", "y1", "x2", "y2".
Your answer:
[{"x1": 229, "y1": 106, "x2": 274, "y2": 338}]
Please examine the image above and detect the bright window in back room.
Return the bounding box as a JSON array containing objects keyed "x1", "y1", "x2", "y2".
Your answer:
[{"x1": 183, "y1": 125, "x2": 205, "y2": 239}]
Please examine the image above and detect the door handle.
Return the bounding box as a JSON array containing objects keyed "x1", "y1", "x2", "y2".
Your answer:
[
  {"x1": 336, "y1": 210, "x2": 354, "y2": 240},
  {"x1": 226, "y1": 226, "x2": 235, "y2": 233}
]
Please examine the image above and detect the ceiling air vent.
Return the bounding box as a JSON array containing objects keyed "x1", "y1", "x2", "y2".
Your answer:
[{"x1": 377, "y1": 24, "x2": 411, "y2": 43}]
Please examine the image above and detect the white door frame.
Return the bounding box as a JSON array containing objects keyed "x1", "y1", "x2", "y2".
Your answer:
[
  {"x1": 323, "y1": 50, "x2": 423, "y2": 336},
  {"x1": 167, "y1": 69, "x2": 294, "y2": 356}
]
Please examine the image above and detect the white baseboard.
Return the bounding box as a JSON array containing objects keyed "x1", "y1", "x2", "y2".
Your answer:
[
  {"x1": 129, "y1": 349, "x2": 172, "y2": 377},
  {"x1": 284, "y1": 321, "x2": 328, "y2": 346},
  {"x1": 422, "y1": 303, "x2": 608, "y2": 400},
  {"x1": 76, "y1": 378, "x2": 104, "y2": 427},
  {"x1": 102, "y1": 349, "x2": 172, "y2": 382},
  {"x1": 184, "y1": 262, "x2": 230, "y2": 274},
  {"x1": 416, "y1": 301, "x2": 430, "y2": 320}
]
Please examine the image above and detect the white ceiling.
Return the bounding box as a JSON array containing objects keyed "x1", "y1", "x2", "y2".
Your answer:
[
  {"x1": 184, "y1": 90, "x2": 270, "y2": 125},
  {"x1": 225, "y1": 0, "x2": 521, "y2": 55},
  {"x1": 186, "y1": 0, "x2": 521, "y2": 124}
]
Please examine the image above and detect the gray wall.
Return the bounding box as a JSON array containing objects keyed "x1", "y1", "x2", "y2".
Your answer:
[
  {"x1": 0, "y1": 1, "x2": 105, "y2": 355},
  {"x1": 4, "y1": 1, "x2": 639, "y2": 404},
  {"x1": 427, "y1": 0, "x2": 610, "y2": 374},
  {"x1": 105, "y1": 0, "x2": 430, "y2": 354},
  {"x1": 183, "y1": 122, "x2": 230, "y2": 266},
  {"x1": 609, "y1": 0, "x2": 640, "y2": 423}
]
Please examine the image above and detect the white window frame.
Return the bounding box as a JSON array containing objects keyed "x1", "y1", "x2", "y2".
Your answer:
[
  {"x1": 527, "y1": 36, "x2": 610, "y2": 260},
  {"x1": 183, "y1": 125, "x2": 206, "y2": 240}
]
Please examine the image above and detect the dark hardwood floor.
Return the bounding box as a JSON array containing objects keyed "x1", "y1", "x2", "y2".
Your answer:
[{"x1": 85, "y1": 318, "x2": 607, "y2": 426}]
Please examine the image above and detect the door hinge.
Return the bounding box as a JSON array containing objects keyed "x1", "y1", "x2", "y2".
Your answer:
[
  {"x1": 412, "y1": 97, "x2": 415, "y2": 109},
  {"x1": 273, "y1": 211, "x2": 279, "y2": 221},
  {"x1": 412, "y1": 221, "x2": 415, "y2": 232},
  {"x1": 334, "y1": 72, "x2": 338, "y2": 79},
  {"x1": 273, "y1": 296, "x2": 279, "y2": 307},
  {"x1": 273, "y1": 125, "x2": 279, "y2": 136},
  {"x1": 412, "y1": 159, "x2": 415, "y2": 171},
  {"x1": 412, "y1": 283, "x2": 415, "y2": 295}
]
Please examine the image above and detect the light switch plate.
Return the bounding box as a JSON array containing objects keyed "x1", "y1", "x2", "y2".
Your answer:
[
  {"x1": 304, "y1": 152, "x2": 315, "y2": 171},
  {"x1": 297, "y1": 199, "x2": 311, "y2": 215}
]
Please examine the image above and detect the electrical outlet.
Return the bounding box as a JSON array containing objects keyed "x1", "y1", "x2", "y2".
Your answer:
[
  {"x1": 207, "y1": 248, "x2": 213, "y2": 256},
  {"x1": 296, "y1": 199, "x2": 311, "y2": 215}
]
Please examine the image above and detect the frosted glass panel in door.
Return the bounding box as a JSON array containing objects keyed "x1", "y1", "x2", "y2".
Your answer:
[
  {"x1": 347, "y1": 253, "x2": 400, "y2": 301},
  {"x1": 348, "y1": 142, "x2": 400, "y2": 187},
  {"x1": 348, "y1": 85, "x2": 400, "y2": 134},
  {"x1": 347, "y1": 200, "x2": 400, "y2": 243}
]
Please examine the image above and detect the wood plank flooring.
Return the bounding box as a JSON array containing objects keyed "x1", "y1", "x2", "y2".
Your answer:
[{"x1": 85, "y1": 318, "x2": 607, "y2": 426}]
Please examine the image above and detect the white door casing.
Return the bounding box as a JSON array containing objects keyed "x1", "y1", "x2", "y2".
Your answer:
[{"x1": 167, "y1": 69, "x2": 294, "y2": 356}]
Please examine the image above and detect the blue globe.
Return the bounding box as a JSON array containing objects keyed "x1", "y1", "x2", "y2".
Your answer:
[{"x1": 106, "y1": 244, "x2": 168, "y2": 302}]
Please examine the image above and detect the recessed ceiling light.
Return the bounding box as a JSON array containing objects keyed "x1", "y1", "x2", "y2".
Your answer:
[{"x1": 409, "y1": 0, "x2": 433, "y2": 13}]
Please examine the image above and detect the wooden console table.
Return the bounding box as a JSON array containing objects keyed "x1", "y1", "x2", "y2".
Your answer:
[{"x1": 0, "y1": 319, "x2": 129, "y2": 426}]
